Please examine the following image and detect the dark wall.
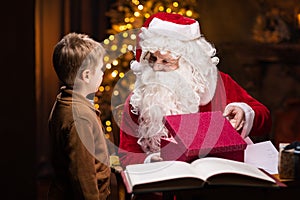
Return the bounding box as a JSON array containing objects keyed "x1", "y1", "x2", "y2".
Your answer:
[
  {"x1": 196, "y1": 0, "x2": 300, "y2": 145},
  {"x1": 0, "y1": 0, "x2": 36, "y2": 199},
  {"x1": 196, "y1": 0, "x2": 259, "y2": 44}
]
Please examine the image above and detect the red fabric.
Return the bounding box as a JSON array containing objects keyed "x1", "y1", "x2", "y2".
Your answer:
[
  {"x1": 161, "y1": 111, "x2": 247, "y2": 162},
  {"x1": 118, "y1": 71, "x2": 272, "y2": 167},
  {"x1": 143, "y1": 12, "x2": 196, "y2": 28}
]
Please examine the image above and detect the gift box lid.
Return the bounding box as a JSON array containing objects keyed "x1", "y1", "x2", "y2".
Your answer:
[{"x1": 162, "y1": 111, "x2": 247, "y2": 157}]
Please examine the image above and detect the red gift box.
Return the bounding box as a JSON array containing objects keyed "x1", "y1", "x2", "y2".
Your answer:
[{"x1": 161, "y1": 111, "x2": 247, "y2": 163}]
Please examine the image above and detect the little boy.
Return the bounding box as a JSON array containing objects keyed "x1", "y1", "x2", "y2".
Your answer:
[{"x1": 48, "y1": 32, "x2": 110, "y2": 200}]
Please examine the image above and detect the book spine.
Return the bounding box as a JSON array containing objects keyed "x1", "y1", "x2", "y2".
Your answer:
[{"x1": 121, "y1": 170, "x2": 133, "y2": 193}]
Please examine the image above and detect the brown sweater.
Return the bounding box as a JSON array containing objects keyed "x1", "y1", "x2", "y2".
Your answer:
[{"x1": 48, "y1": 88, "x2": 110, "y2": 200}]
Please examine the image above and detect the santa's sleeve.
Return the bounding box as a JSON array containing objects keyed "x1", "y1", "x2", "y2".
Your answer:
[
  {"x1": 221, "y1": 72, "x2": 272, "y2": 138},
  {"x1": 118, "y1": 94, "x2": 148, "y2": 167}
]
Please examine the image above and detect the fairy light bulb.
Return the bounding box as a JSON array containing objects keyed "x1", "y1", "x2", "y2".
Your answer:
[
  {"x1": 112, "y1": 60, "x2": 119, "y2": 66},
  {"x1": 106, "y1": 127, "x2": 112, "y2": 133},
  {"x1": 99, "y1": 86, "x2": 104, "y2": 92},
  {"x1": 128, "y1": 45, "x2": 133, "y2": 51},
  {"x1": 103, "y1": 39, "x2": 109, "y2": 45},
  {"x1": 113, "y1": 90, "x2": 120, "y2": 96},
  {"x1": 105, "y1": 120, "x2": 111, "y2": 126},
  {"x1": 109, "y1": 35, "x2": 114, "y2": 40},
  {"x1": 106, "y1": 63, "x2": 112, "y2": 69},
  {"x1": 104, "y1": 56, "x2": 109, "y2": 63},
  {"x1": 111, "y1": 70, "x2": 118, "y2": 78},
  {"x1": 119, "y1": 72, "x2": 125, "y2": 78},
  {"x1": 158, "y1": 6, "x2": 164, "y2": 12},
  {"x1": 132, "y1": 0, "x2": 139, "y2": 6},
  {"x1": 111, "y1": 44, "x2": 117, "y2": 51},
  {"x1": 138, "y1": 5, "x2": 143, "y2": 10},
  {"x1": 123, "y1": 32, "x2": 128, "y2": 38},
  {"x1": 130, "y1": 34, "x2": 136, "y2": 40},
  {"x1": 186, "y1": 10, "x2": 193, "y2": 17},
  {"x1": 105, "y1": 85, "x2": 110, "y2": 91},
  {"x1": 134, "y1": 11, "x2": 140, "y2": 17}
]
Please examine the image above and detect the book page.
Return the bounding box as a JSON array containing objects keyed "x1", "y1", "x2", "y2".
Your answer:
[
  {"x1": 190, "y1": 157, "x2": 276, "y2": 183},
  {"x1": 125, "y1": 160, "x2": 201, "y2": 187}
]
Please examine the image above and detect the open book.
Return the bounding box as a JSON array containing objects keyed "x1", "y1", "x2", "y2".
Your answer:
[{"x1": 121, "y1": 157, "x2": 284, "y2": 194}]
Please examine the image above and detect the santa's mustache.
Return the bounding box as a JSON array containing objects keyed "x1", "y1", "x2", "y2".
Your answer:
[{"x1": 136, "y1": 66, "x2": 200, "y2": 113}]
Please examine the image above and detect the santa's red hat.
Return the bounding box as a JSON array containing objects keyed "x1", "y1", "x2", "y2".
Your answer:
[{"x1": 136, "y1": 12, "x2": 201, "y2": 62}]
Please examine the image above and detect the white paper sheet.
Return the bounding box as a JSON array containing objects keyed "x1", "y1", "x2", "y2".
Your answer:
[{"x1": 244, "y1": 140, "x2": 279, "y2": 174}]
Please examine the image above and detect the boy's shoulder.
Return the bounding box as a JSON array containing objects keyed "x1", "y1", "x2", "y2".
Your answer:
[{"x1": 52, "y1": 90, "x2": 98, "y2": 121}]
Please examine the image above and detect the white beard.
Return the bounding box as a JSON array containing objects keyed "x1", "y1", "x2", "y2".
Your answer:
[{"x1": 130, "y1": 62, "x2": 203, "y2": 153}]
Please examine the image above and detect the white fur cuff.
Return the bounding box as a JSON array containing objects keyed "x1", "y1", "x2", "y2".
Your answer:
[{"x1": 144, "y1": 152, "x2": 161, "y2": 163}]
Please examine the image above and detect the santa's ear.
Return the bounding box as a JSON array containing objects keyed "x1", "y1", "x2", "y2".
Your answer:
[{"x1": 81, "y1": 69, "x2": 91, "y2": 83}]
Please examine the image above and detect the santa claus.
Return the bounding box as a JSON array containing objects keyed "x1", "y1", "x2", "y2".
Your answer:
[{"x1": 118, "y1": 12, "x2": 272, "y2": 166}]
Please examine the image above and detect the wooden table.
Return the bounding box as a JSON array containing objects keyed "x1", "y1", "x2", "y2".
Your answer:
[{"x1": 129, "y1": 175, "x2": 300, "y2": 200}]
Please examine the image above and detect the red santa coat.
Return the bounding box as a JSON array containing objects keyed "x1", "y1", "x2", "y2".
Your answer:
[{"x1": 118, "y1": 71, "x2": 272, "y2": 167}]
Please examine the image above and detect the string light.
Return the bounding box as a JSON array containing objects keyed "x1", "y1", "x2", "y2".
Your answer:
[
  {"x1": 134, "y1": 11, "x2": 140, "y2": 17},
  {"x1": 186, "y1": 10, "x2": 193, "y2": 17},
  {"x1": 119, "y1": 72, "x2": 125, "y2": 78},
  {"x1": 105, "y1": 134, "x2": 110, "y2": 140},
  {"x1": 111, "y1": 70, "x2": 118, "y2": 78},
  {"x1": 132, "y1": 0, "x2": 140, "y2": 6},
  {"x1": 99, "y1": 86, "x2": 105, "y2": 92},
  {"x1": 105, "y1": 63, "x2": 112, "y2": 69},
  {"x1": 111, "y1": 44, "x2": 117, "y2": 51},
  {"x1": 120, "y1": 47, "x2": 127, "y2": 54},
  {"x1": 124, "y1": 17, "x2": 130, "y2": 23},
  {"x1": 108, "y1": 35, "x2": 115, "y2": 40},
  {"x1": 105, "y1": 85, "x2": 110, "y2": 91},
  {"x1": 105, "y1": 120, "x2": 112, "y2": 126},
  {"x1": 130, "y1": 34, "x2": 136, "y2": 40},
  {"x1": 112, "y1": 60, "x2": 119, "y2": 66},
  {"x1": 104, "y1": 56, "x2": 110, "y2": 63},
  {"x1": 145, "y1": 13, "x2": 150, "y2": 18},
  {"x1": 113, "y1": 90, "x2": 120, "y2": 96},
  {"x1": 106, "y1": 127, "x2": 112, "y2": 132},
  {"x1": 103, "y1": 39, "x2": 110, "y2": 45},
  {"x1": 127, "y1": 45, "x2": 133, "y2": 51},
  {"x1": 122, "y1": 32, "x2": 128, "y2": 38},
  {"x1": 129, "y1": 17, "x2": 135, "y2": 23},
  {"x1": 138, "y1": 5, "x2": 144, "y2": 10}
]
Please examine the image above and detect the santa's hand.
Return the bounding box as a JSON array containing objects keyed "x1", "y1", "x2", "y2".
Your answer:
[
  {"x1": 150, "y1": 155, "x2": 163, "y2": 162},
  {"x1": 223, "y1": 105, "x2": 245, "y2": 131}
]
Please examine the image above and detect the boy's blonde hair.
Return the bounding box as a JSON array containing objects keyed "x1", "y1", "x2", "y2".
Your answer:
[{"x1": 52, "y1": 32, "x2": 105, "y2": 87}]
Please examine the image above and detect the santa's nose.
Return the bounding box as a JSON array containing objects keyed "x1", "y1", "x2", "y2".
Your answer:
[{"x1": 152, "y1": 63, "x2": 164, "y2": 71}]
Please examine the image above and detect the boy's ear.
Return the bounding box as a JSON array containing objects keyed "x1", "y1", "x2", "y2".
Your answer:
[{"x1": 81, "y1": 69, "x2": 90, "y2": 83}]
